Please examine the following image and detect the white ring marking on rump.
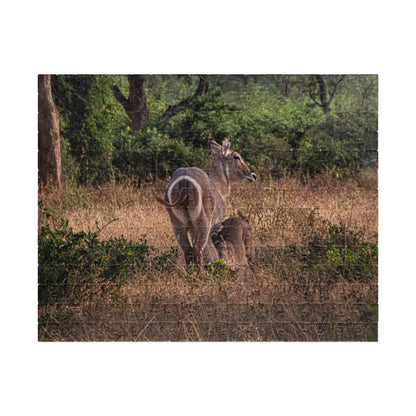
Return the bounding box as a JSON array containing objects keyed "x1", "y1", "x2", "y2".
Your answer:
[{"x1": 167, "y1": 175, "x2": 202, "y2": 221}]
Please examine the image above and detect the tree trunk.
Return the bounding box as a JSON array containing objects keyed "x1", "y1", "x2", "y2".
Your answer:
[
  {"x1": 315, "y1": 75, "x2": 330, "y2": 115},
  {"x1": 38, "y1": 74, "x2": 62, "y2": 189},
  {"x1": 127, "y1": 75, "x2": 149, "y2": 131},
  {"x1": 309, "y1": 75, "x2": 345, "y2": 117},
  {"x1": 111, "y1": 75, "x2": 149, "y2": 132}
]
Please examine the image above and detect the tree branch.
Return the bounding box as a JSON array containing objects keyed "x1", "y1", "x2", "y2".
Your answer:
[
  {"x1": 159, "y1": 75, "x2": 208, "y2": 123},
  {"x1": 308, "y1": 91, "x2": 324, "y2": 107},
  {"x1": 95, "y1": 218, "x2": 119, "y2": 235},
  {"x1": 328, "y1": 75, "x2": 346, "y2": 105},
  {"x1": 110, "y1": 84, "x2": 129, "y2": 112},
  {"x1": 315, "y1": 75, "x2": 328, "y2": 109}
]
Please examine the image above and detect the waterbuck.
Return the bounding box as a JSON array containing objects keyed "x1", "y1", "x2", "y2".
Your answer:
[
  {"x1": 156, "y1": 138, "x2": 256, "y2": 265},
  {"x1": 210, "y1": 215, "x2": 254, "y2": 269}
]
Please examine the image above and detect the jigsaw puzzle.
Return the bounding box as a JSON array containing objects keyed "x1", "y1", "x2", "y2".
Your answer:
[{"x1": 38, "y1": 74, "x2": 378, "y2": 341}]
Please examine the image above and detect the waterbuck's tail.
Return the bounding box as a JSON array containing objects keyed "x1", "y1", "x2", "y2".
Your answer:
[{"x1": 155, "y1": 188, "x2": 188, "y2": 208}]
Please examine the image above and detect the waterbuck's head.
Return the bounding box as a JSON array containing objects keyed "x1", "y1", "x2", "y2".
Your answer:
[{"x1": 209, "y1": 138, "x2": 256, "y2": 183}]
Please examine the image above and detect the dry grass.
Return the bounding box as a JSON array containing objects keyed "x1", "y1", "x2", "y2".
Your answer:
[{"x1": 38, "y1": 173, "x2": 378, "y2": 341}]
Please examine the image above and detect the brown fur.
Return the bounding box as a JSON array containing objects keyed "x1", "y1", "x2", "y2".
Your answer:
[
  {"x1": 211, "y1": 215, "x2": 254, "y2": 269},
  {"x1": 157, "y1": 139, "x2": 256, "y2": 265}
]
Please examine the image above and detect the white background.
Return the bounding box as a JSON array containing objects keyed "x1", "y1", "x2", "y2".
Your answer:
[{"x1": 1, "y1": 1, "x2": 415, "y2": 415}]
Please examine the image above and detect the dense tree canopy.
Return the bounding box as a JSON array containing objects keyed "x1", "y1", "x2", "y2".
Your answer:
[{"x1": 49, "y1": 74, "x2": 378, "y2": 185}]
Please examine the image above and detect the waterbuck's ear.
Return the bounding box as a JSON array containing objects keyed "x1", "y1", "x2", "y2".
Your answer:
[
  {"x1": 211, "y1": 223, "x2": 225, "y2": 246},
  {"x1": 209, "y1": 138, "x2": 221, "y2": 154},
  {"x1": 221, "y1": 138, "x2": 231, "y2": 156},
  {"x1": 211, "y1": 222, "x2": 224, "y2": 236},
  {"x1": 211, "y1": 222, "x2": 224, "y2": 234}
]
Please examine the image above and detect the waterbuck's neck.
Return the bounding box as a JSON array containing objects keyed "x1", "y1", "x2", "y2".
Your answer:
[{"x1": 208, "y1": 158, "x2": 230, "y2": 201}]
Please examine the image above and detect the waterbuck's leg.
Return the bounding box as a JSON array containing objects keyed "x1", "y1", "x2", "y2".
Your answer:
[
  {"x1": 192, "y1": 243, "x2": 203, "y2": 266},
  {"x1": 204, "y1": 240, "x2": 220, "y2": 264},
  {"x1": 166, "y1": 207, "x2": 194, "y2": 264},
  {"x1": 173, "y1": 227, "x2": 193, "y2": 265},
  {"x1": 191, "y1": 227, "x2": 204, "y2": 266},
  {"x1": 191, "y1": 219, "x2": 215, "y2": 266}
]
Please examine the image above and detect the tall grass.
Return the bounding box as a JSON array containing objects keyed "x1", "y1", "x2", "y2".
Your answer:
[{"x1": 38, "y1": 173, "x2": 378, "y2": 341}]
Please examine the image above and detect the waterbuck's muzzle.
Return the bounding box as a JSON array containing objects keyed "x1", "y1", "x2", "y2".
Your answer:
[{"x1": 248, "y1": 172, "x2": 256, "y2": 182}]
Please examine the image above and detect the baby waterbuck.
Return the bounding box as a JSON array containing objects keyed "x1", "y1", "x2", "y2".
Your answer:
[
  {"x1": 157, "y1": 138, "x2": 256, "y2": 265},
  {"x1": 210, "y1": 215, "x2": 254, "y2": 269}
]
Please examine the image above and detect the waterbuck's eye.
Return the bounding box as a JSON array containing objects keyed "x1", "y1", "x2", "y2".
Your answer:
[{"x1": 234, "y1": 154, "x2": 241, "y2": 160}]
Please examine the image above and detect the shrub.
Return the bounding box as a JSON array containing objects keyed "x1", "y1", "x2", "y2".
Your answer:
[
  {"x1": 164, "y1": 87, "x2": 239, "y2": 147},
  {"x1": 207, "y1": 259, "x2": 235, "y2": 286},
  {"x1": 288, "y1": 220, "x2": 378, "y2": 281},
  {"x1": 238, "y1": 133, "x2": 293, "y2": 179},
  {"x1": 38, "y1": 219, "x2": 178, "y2": 305},
  {"x1": 52, "y1": 75, "x2": 127, "y2": 185},
  {"x1": 113, "y1": 126, "x2": 208, "y2": 181},
  {"x1": 184, "y1": 259, "x2": 235, "y2": 290}
]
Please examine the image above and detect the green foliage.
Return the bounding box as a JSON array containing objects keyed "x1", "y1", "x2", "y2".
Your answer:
[
  {"x1": 298, "y1": 130, "x2": 355, "y2": 175},
  {"x1": 207, "y1": 258, "x2": 235, "y2": 280},
  {"x1": 291, "y1": 221, "x2": 378, "y2": 281},
  {"x1": 184, "y1": 259, "x2": 235, "y2": 290},
  {"x1": 143, "y1": 75, "x2": 168, "y2": 122},
  {"x1": 236, "y1": 85, "x2": 324, "y2": 136},
  {"x1": 151, "y1": 246, "x2": 179, "y2": 272},
  {"x1": 243, "y1": 134, "x2": 292, "y2": 179},
  {"x1": 231, "y1": 88, "x2": 326, "y2": 175},
  {"x1": 162, "y1": 86, "x2": 239, "y2": 148},
  {"x1": 50, "y1": 75, "x2": 378, "y2": 185},
  {"x1": 52, "y1": 75, "x2": 128, "y2": 185},
  {"x1": 38, "y1": 219, "x2": 178, "y2": 305},
  {"x1": 113, "y1": 126, "x2": 208, "y2": 181}
]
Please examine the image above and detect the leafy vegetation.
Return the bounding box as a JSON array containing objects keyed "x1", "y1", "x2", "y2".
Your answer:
[
  {"x1": 206, "y1": 259, "x2": 236, "y2": 291},
  {"x1": 112, "y1": 126, "x2": 207, "y2": 182},
  {"x1": 285, "y1": 220, "x2": 378, "y2": 281},
  {"x1": 51, "y1": 75, "x2": 378, "y2": 185},
  {"x1": 38, "y1": 218, "x2": 178, "y2": 305}
]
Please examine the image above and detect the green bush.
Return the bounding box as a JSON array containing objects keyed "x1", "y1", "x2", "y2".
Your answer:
[
  {"x1": 164, "y1": 87, "x2": 239, "y2": 147},
  {"x1": 113, "y1": 126, "x2": 208, "y2": 181},
  {"x1": 288, "y1": 220, "x2": 378, "y2": 281},
  {"x1": 299, "y1": 132, "x2": 349, "y2": 175},
  {"x1": 38, "y1": 219, "x2": 178, "y2": 305},
  {"x1": 231, "y1": 89, "x2": 326, "y2": 176},
  {"x1": 238, "y1": 133, "x2": 293, "y2": 179},
  {"x1": 52, "y1": 75, "x2": 128, "y2": 185},
  {"x1": 184, "y1": 259, "x2": 235, "y2": 290},
  {"x1": 207, "y1": 258, "x2": 235, "y2": 279},
  {"x1": 50, "y1": 75, "x2": 377, "y2": 185}
]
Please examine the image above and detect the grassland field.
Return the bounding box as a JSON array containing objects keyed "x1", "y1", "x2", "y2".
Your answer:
[{"x1": 38, "y1": 171, "x2": 378, "y2": 341}]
